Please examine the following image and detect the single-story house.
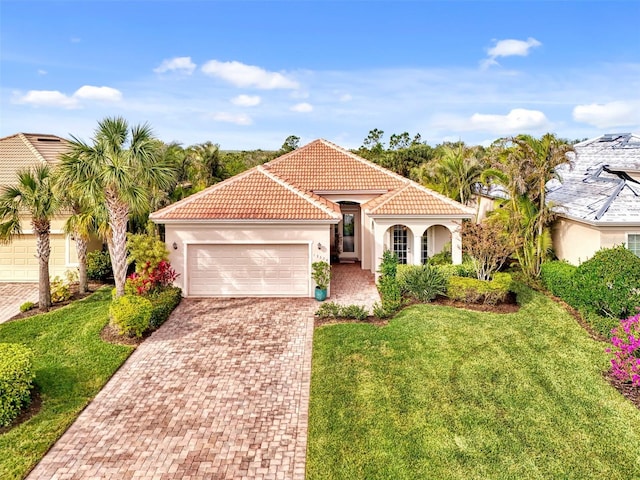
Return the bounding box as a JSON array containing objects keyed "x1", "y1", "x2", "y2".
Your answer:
[
  {"x1": 150, "y1": 139, "x2": 474, "y2": 298},
  {"x1": 547, "y1": 133, "x2": 640, "y2": 264},
  {"x1": 0, "y1": 133, "x2": 80, "y2": 282}
]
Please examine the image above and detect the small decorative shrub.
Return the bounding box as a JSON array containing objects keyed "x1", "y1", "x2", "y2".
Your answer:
[
  {"x1": 540, "y1": 260, "x2": 578, "y2": 300},
  {"x1": 397, "y1": 265, "x2": 447, "y2": 302},
  {"x1": 126, "y1": 260, "x2": 179, "y2": 296},
  {"x1": 607, "y1": 313, "x2": 640, "y2": 387},
  {"x1": 379, "y1": 250, "x2": 399, "y2": 279},
  {"x1": 148, "y1": 287, "x2": 182, "y2": 330},
  {"x1": 427, "y1": 245, "x2": 452, "y2": 265},
  {"x1": 127, "y1": 233, "x2": 169, "y2": 273},
  {"x1": 315, "y1": 302, "x2": 368, "y2": 320},
  {"x1": 87, "y1": 249, "x2": 112, "y2": 281},
  {"x1": 311, "y1": 261, "x2": 331, "y2": 290},
  {"x1": 571, "y1": 245, "x2": 640, "y2": 319},
  {"x1": 378, "y1": 275, "x2": 402, "y2": 314},
  {"x1": 372, "y1": 302, "x2": 391, "y2": 319},
  {"x1": 109, "y1": 295, "x2": 153, "y2": 338},
  {"x1": 447, "y1": 272, "x2": 513, "y2": 305},
  {"x1": 433, "y1": 262, "x2": 476, "y2": 279},
  {"x1": 0, "y1": 343, "x2": 35, "y2": 427},
  {"x1": 19, "y1": 301, "x2": 35, "y2": 313}
]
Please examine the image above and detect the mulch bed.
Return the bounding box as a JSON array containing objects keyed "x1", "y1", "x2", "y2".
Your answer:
[{"x1": 606, "y1": 373, "x2": 640, "y2": 410}]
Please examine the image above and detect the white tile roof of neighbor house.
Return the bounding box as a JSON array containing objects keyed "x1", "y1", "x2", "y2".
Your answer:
[{"x1": 547, "y1": 133, "x2": 640, "y2": 225}]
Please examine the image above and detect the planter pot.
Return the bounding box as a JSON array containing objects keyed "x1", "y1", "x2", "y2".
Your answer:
[{"x1": 315, "y1": 287, "x2": 327, "y2": 302}]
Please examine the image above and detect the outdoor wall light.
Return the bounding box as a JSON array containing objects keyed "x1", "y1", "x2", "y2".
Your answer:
[
  {"x1": 172, "y1": 242, "x2": 178, "y2": 250},
  {"x1": 317, "y1": 242, "x2": 322, "y2": 250}
]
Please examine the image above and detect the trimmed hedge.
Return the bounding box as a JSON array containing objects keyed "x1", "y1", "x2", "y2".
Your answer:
[
  {"x1": 447, "y1": 273, "x2": 513, "y2": 305},
  {"x1": 432, "y1": 262, "x2": 476, "y2": 280},
  {"x1": 109, "y1": 295, "x2": 153, "y2": 338},
  {"x1": 540, "y1": 261, "x2": 578, "y2": 300},
  {"x1": 0, "y1": 343, "x2": 35, "y2": 427},
  {"x1": 316, "y1": 302, "x2": 368, "y2": 321},
  {"x1": 87, "y1": 249, "x2": 112, "y2": 281},
  {"x1": 148, "y1": 287, "x2": 182, "y2": 329}
]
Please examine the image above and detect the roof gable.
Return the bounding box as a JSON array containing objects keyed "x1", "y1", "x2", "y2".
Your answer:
[
  {"x1": 150, "y1": 166, "x2": 342, "y2": 222},
  {"x1": 263, "y1": 139, "x2": 405, "y2": 192},
  {"x1": 363, "y1": 182, "x2": 474, "y2": 216},
  {"x1": 0, "y1": 133, "x2": 69, "y2": 186}
]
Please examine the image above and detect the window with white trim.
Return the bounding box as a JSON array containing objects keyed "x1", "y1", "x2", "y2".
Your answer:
[{"x1": 421, "y1": 230, "x2": 429, "y2": 264}]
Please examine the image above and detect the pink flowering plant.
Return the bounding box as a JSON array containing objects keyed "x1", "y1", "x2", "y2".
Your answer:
[
  {"x1": 607, "y1": 313, "x2": 640, "y2": 387},
  {"x1": 125, "y1": 260, "x2": 179, "y2": 296}
]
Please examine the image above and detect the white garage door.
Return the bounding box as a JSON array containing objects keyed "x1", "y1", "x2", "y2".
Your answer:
[
  {"x1": 0, "y1": 234, "x2": 70, "y2": 282},
  {"x1": 187, "y1": 243, "x2": 310, "y2": 297}
]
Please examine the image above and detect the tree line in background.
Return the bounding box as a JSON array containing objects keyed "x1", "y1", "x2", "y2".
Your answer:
[{"x1": 0, "y1": 116, "x2": 578, "y2": 310}]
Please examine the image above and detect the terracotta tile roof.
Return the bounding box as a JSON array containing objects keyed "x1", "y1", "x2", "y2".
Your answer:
[
  {"x1": 363, "y1": 182, "x2": 474, "y2": 216},
  {"x1": 263, "y1": 139, "x2": 405, "y2": 192},
  {"x1": 0, "y1": 133, "x2": 69, "y2": 186},
  {"x1": 150, "y1": 166, "x2": 342, "y2": 221}
]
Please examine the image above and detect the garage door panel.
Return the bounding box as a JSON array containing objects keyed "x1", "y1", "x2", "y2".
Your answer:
[{"x1": 187, "y1": 244, "x2": 309, "y2": 297}]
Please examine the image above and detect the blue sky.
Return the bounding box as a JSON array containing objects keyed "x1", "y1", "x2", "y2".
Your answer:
[{"x1": 1, "y1": 0, "x2": 639, "y2": 150}]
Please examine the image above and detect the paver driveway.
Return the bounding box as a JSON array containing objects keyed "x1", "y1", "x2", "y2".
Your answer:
[
  {"x1": 28, "y1": 297, "x2": 316, "y2": 480},
  {"x1": 0, "y1": 283, "x2": 38, "y2": 324}
]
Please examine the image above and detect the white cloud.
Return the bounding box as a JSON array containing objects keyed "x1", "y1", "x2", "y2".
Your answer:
[
  {"x1": 73, "y1": 85, "x2": 123, "y2": 102},
  {"x1": 16, "y1": 90, "x2": 79, "y2": 109},
  {"x1": 339, "y1": 93, "x2": 352, "y2": 102},
  {"x1": 482, "y1": 37, "x2": 541, "y2": 68},
  {"x1": 37, "y1": 69, "x2": 47, "y2": 76},
  {"x1": 154, "y1": 56, "x2": 196, "y2": 75},
  {"x1": 231, "y1": 94, "x2": 261, "y2": 107},
  {"x1": 469, "y1": 108, "x2": 549, "y2": 133},
  {"x1": 209, "y1": 112, "x2": 253, "y2": 126},
  {"x1": 14, "y1": 85, "x2": 123, "y2": 109},
  {"x1": 572, "y1": 101, "x2": 640, "y2": 128},
  {"x1": 201, "y1": 60, "x2": 299, "y2": 89},
  {"x1": 290, "y1": 102, "x2": 313, "y2": 113}
]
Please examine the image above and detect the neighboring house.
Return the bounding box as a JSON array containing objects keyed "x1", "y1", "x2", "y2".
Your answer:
[
  {"x1": 547, "y1": 133, "x2": 640, "y2": 264},
  {"x1": 0, "y1": 133, "x2": 78, "y2": 282},
  {"x1": 151, "y1": 139, "x2": 474, "y2": 298}
]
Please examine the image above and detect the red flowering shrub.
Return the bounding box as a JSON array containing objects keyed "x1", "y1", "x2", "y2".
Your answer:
[
  {"x1": 607, "y1": 313, "x2": 640, "y2": 387},
  {"x1": 125, "y1": 260, "x2": 178, "y2": 296}
]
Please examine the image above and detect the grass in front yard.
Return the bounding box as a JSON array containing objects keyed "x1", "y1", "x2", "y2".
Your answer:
[
  {"x1": 308, "y1": 285, "x2": 640, "y2": 479},
  {"x1": 0, "y1": 288, "x2": 133, "y2": 480}
]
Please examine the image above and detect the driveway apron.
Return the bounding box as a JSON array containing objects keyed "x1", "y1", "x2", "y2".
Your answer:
[{"x1": 28, "y1": 297, "x2": 316, "y2": 480}]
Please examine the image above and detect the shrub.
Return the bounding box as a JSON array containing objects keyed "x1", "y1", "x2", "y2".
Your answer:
[
  {"x1": 571, "y1": 245, "x2": 640, "y2": 319},
  {"x1": 315, "y1": 302, "x2": 368, "y2": 320},
  {"x1": 378, "y1": 275, "x2": 402, "y2": 313},
  {"x1": 0, "y1": 343, "x2": 35, "y2": 427},
  {"x1": 19, "y1": 302, "x2": 35, "y2": 313},
  {"x1": 540, "y1": 260, "x2": 578, "y2": 300},
  {"x1": 607, "y1": 313, "x2": 640, "y2": 387},
  {"x1": 127, "y1": 232, "x2": 169, "y2": 273},
  {"x1": 447, "y1": 273, "x2": 513, "y2": 305},
  {"x1": 109, "y1": 295, "x2": 153, "y2": 338},
  {"x1": 427, "y1": 244, "x2": 452, "y2": 265},
  {"x1": 462, "y1": 220, "x2": 513, "y2": 280},
  {"x1": 87, "y1": 249, "x2": 112, "y2": 281},
  {"x1": 372, "y1": 302, "x2": 391, "y2": 319},
  {"x1": 433, "y1": 262, "x2": 476, "y2": 279},
  {"x1": 126, "y1": 260, "x2": 179, "y2": 296},
  {"x1": 397, "y1": 265, "x2": 447, "y2": 302},
  {"x1": 379, "y1": 249, "x2": 399, "y2": 279},
  {"x1": 148, "y1": 287, "x2": 182, "y2": 330}
]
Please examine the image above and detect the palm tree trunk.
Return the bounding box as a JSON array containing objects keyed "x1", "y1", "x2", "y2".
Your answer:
[
  {"x1": 75, "y1": 232, "x2": 88, "y2": 294},
  {"x1": 106, "y1": 191, "x2": 129, "y2": 298},
  {"x1": 35, "y1": 226, "x2": 52, "y2": 310}
]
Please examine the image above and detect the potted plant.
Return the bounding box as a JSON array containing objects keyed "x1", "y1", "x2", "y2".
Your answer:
[{"x1": 311, "y1": 261, "x2": 331, "y2": 301}]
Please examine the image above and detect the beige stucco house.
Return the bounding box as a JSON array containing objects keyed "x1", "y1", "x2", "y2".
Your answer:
[
  {"x1": 151, "y1": 139, "x2": 474, "y2": 298},
  {"x1": 0, "y1": 133, "x2": 79, "y2": 282},
  {"x1": 547, "y1": 133, "x2": 640, "y2": 264}
]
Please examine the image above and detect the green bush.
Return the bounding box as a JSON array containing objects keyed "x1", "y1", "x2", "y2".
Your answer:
[
  {"x1": 0, "y1": 343, "x2": 35, "y2": 427},
  {"x1": 571, "y1": 245, "x2": 640, "y2": 319},
  {"x1": 50, "y1": 272, "x2": 76, "y2": 303},
  {"x1": 127, "y1": 232, "x2": 169, "y2": 273},
  {"x1": 447, "y1": 273, "x2": 513, "y2": 305},
  {"x1": 397, "y1": 265, "x2": 447, "y2": 302},
  {"x1": 316, "y1": 302, "x2": 369, "y2": 321},
  {"x1": 19, "y1": 301, "x2": 35, "y2": 313},
  {"x1": 148, "y1": 287, "x2": 182, "y2": 330},
  {"x1": 433, "y1": 262, "x2": 476, "y2": 279},
  {"x1": 540, "y1": 260, "x2": 578, "y2": 300},
  {"x1": 87, "y1": 249, "x2": 112, "y2": 281},
  {"x1": 379, "y1": 250, "x2": 399, "y2": 279},
  {"x1": 109, "y1": 295, "x2": 152, "y2": 338},
  {"x1": 378, "y1": 275, "x2": 402, "y2": 314}
]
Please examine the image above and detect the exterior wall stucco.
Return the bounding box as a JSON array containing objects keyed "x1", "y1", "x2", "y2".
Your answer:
[{"x1": 164, "y1": 223, "x2": 331, "y2": 297}]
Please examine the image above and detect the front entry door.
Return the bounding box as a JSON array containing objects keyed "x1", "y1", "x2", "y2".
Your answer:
[{"x1": 339, "y1": 204, "x2": 359, "y2": 260}]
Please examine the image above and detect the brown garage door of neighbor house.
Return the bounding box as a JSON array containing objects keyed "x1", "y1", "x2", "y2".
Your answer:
[{"x1": 186, "y1": 243, "x2": 310, "y2": 297}]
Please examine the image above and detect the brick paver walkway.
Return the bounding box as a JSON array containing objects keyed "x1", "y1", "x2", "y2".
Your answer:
[
  {"x1": 328, "y1": 262, "x2": 381, "y2": 313},
  {"x1": 28, "y1": 297, "x2": 316, "y2": 480},
  {"x1": 0, "y1": 283, "x2": 38, "y2": 324}
]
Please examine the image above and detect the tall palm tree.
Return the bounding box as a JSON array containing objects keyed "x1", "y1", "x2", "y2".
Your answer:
[
  {"x1": 187, "y1": 141, "x2": 224, "y2": 189},
  {"x1": 0, "y1": 165, "x2": 59, "y2": 310},
  {"x1": 419, "y1": 144, "x2": 483, "y2": 205},
  {"x1": 60, "y1": 117, "x2": 176, "y2": 297}
]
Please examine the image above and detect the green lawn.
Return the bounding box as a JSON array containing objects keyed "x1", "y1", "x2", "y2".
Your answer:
[
  {"x1": 308, "y1": 285, "x2": 640, "y2": 479},
  {"x1": 0, "y1": 289, "x2": 133, "y2": 480}
]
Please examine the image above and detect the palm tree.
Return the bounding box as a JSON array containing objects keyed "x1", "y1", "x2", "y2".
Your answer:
[
  {"x1": 484, "y1": 133, "x2": 574, "y2": 278},
  {"x1": 419, "y1": 144, "x2": 483, "y2": 205},
  {"x1": 0, "y1": 165, "x2": 59, "y2": 310},
  {"x1": 60, "y1": 117, "x2": 176, "y2": 297},
  {"x1": 187, "y1": 141, "x2": 224, "y2": 189}
]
